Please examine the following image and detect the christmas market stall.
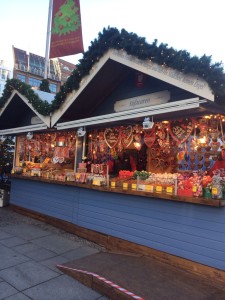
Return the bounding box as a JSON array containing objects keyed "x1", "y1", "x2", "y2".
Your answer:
[
  {"x1": 0, "y1": 84, "x2": 78, "y2": 181},
  {"x1": 0, "y1": 87, "x2": 55, "y2": 206},
  {"x1": 2, "y1": 28, "x2": 225, "y2": 284}
]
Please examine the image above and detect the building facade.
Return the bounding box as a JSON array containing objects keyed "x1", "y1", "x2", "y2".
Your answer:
[
  {"x1": 12, "y1": 47, "x2": 75, "y2": 94},
  {"x1": 0, "y1": 60, "x2": 11, "y2": 96}
]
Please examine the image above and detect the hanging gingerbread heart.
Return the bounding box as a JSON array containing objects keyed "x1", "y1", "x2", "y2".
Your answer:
[
  {"x1": 210, "y1": 141, "x2": 220, "y2": 152},
  {"x1": 121, "y1": 126, "x2": 133, "y2": 148},
  {"x1": 151, "y1": 158, "x2": 160, "y2": 168},
  {"x1": 144, "y1": 130, "x2": 156, "y2": 148},
  {"x1": 169, "y1": 118, "x2": 195, "y2": 145},
  {"x1": 104, "y1": 127, "x2": 121, "y2": 148}
]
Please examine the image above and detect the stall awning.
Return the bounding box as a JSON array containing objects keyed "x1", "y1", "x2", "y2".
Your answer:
[
  {"x1": 56, "y1": 97, "x2": 207, "y2": 130},
  {"x1": 0, "y1": 124, "x2": 48, "y2": 135}
]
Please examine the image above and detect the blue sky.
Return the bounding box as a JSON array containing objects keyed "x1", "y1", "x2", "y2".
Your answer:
[{"x1": 1, "y1": 0, "x2": 225, "y2": 69}]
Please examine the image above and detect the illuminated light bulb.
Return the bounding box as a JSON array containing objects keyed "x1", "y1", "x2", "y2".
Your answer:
[{"x1": 134, "y1": 142, "x2": 142, "y2": 151}]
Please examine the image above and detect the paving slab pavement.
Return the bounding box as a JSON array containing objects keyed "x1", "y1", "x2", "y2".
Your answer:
[
  {"x1": 0, "y1": 206, "x2": 108, "y2": 300},
  {"x1": 2, "y1": 205, "x2": 225, "y2": 300}
]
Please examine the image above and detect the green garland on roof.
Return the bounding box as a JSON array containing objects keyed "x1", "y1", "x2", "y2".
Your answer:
[
  {"x1": 0, "y1": 78, "x2": 51, "y2": 116},
  {"x1": 1, "y1": 27, "x2": 225, "y2": 116},
  {"x1": 51, "y1": 27, "x2": 225, "y2": 112},
  {"x1": 39, "y1": 79, "x2": 51, "y2": 93}
]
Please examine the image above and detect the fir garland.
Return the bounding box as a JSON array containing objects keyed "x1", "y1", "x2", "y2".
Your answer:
[
  {"x1": 1, "y1": 27, "x2": 225, "y2": 116},
  {"x1": 39, "y1": 79, "x2": 51, "y2": 93},
  {"x1": 0, "y1": 78, "x2": 51, "y2": 116}
]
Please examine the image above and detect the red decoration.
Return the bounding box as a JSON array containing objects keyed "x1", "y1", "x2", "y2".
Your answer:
[
  {"x1": 135, "y1": 72, "x2": 145, "y2": 87},
  {"x1": 50, "y1": 0, "x2": 84, "y2": 58}
]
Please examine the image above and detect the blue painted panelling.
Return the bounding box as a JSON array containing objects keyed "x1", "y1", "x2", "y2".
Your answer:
[
  {"x1": 10, "y1": 179, "x2": 225, "y2": 271},
  {"x1": 78, "y1": 199, "x2": 225, "y2": 246},
  {"x1": 78, "y1": 188, "x2": 225, "y2": 271},
  {"x1": 10, "y1": 179, "x2": 79, "y2": 223}
]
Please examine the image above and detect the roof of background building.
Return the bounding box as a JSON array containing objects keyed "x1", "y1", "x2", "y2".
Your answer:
[
  {"x1": 33, "y1": 89, "x2": 55, "y2": 104},
  {"x1": 12, "y1": 46, "x2": 76, "y2": 83}
]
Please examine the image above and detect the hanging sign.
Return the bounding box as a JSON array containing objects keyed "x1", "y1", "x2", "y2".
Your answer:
[
  {"x1": 114, "y1": 90, "x2": 170, "y2": 112},
  {"x1": 169, "y1": 118, "x2": 195, "y2": 144}
]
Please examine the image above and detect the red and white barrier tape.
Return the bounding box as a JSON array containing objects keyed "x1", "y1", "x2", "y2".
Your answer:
[{"x1": 57, "y1": 264, "x2": 144, "y2": 300}]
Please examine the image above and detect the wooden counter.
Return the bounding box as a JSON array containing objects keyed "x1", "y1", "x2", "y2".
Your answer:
[{"x1": 10, "y1": 174, "x2": 225, "y2": 207}]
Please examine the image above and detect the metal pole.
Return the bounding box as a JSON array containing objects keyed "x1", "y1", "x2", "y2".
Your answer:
[
  {"x1": 44, "y1": 0, "x2": 53, "y2": 79},
  {"x1": 82, "y1": 127, "x2": 87, "y2": 159},
  {"x1": 12, "y1": 137, "x2": 17, "y2": 169}
]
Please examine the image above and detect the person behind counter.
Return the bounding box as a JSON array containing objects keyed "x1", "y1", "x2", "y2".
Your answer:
[
  {"x1": 113, "y1": 152, "x2": 132, "y2": 175},
  {"x1": 209, "y1": 145, "x2": 225, "y2": 176}
]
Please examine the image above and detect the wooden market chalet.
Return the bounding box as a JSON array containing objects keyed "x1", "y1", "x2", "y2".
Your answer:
[{"x1": 1, "y1": 27, "x2": 225, "y2": 286}]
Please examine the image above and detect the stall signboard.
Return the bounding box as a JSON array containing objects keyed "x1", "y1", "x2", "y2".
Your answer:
[{"x1": 114, "y1": 90, "x2": 170, "y2": 112}]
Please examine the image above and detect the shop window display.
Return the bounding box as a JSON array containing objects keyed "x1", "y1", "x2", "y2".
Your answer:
[
  {"x1": 11, "y1": 115, "x2": 225, "y2": 200},
  {"x1": 15, "y1": 131, "x2": 76, "y2": 179}
]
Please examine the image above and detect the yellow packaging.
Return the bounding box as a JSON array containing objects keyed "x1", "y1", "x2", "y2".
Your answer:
[
  {"x1": 146, "y1": 185, "x2": 154, "y2": 192},
  {"x1": 212, "y1": 187, "x2": 218, "y2": 195},
  {"x1": 111, "y1": 181, "x2": 116, "y2": 188},
  {"x1": 166, "y1": 186, "x2": 173, "y2": 193},
  {"x1": 156, "y1": 185, "x2": 162, "y2": 192},
  {"x1": 123, "y1": 182, "x2": 128, "y2": 189},
  {"x1": 192, "y1": 186, "x2": 197, "y2": 192},
  {"x1": 131, "y1": 183, "x2": 137, "y2": 190}
]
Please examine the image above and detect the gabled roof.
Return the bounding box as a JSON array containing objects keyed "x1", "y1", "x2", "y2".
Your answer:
[
  {"x1": 51, "y1": 48, "x2": 214, "y2": 126},
  {"x1": 0, "y1": 90, "x2": 50, "y2": 135},
  {"x1": 0, "y1": 27, "x2": 225, "y2": 133}
]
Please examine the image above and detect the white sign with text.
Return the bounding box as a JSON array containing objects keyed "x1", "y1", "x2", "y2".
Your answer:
[{"x1": 114, "y1": 90, "x2": 170, "y2": 112}]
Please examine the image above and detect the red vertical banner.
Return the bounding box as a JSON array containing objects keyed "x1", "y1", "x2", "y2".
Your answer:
[{"x1": 50, "y1": 0, "x2": 84, "y2": 58}]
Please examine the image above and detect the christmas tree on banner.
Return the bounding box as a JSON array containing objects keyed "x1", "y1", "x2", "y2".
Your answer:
[{"x1": 52, "y1": 0, "x2": 81, "y2": 36}]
